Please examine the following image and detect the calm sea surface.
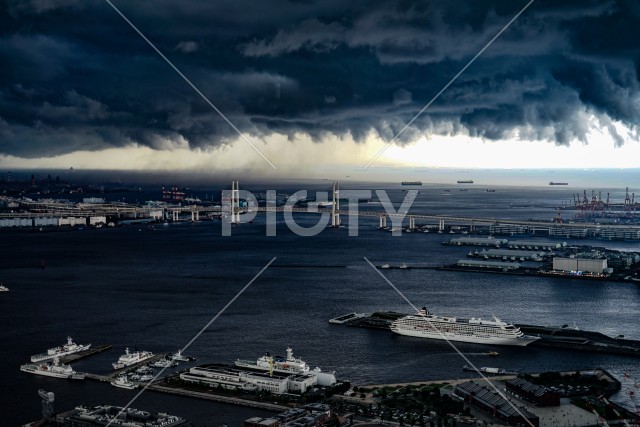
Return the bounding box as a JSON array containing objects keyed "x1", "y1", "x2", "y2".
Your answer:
[{"x1": 2, "y1": 185, "x2": 640, "y2": 425}]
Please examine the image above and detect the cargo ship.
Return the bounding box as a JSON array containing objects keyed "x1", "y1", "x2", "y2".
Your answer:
[
  {"x1": 549, "y1": 182, "x2": 568, "y2": 185},
  {"x1": 457, "y1": 180, "x2": 474, "y2": 184},
  {"x1": 401, "y1": 181, "x2": 422, "y2": 186}
]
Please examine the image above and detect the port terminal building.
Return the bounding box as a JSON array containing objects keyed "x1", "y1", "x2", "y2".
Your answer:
[{"x1": 179, "y1": 364, "x2": 318, "y2": 394}]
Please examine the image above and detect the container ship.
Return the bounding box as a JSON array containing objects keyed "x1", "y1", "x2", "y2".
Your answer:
[
  {"x1": 457, "y1": 180, "x2": 474, "y2": 184},
  {"x1": 401, "y1": 181, "x2": 422, "y2": 186},
  {"x1": 549, "y1": 182, "x2": 568, "y2": 185},
  {"x1": 390, "y1": 307, "x2": 539, "y2": 346},
  {"x1": 30, "y1": 337, "x2": 91, "y2": 363}
]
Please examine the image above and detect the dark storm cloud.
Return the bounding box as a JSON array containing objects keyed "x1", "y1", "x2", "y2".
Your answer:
[{"x1": 0, "y1": 0, "x2": 639, "y2": 157}]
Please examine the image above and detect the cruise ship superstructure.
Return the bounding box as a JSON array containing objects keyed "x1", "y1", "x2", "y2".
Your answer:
[
  {"x1": 112, "y1": 347, "x2": 155, "y2": 370},
  {"x1": 235, "y1": 347, "x2": 337, "y2": 386},
  {"x1": 391, "y1": 307, "x2": 540, "y2": 346},
  {"x1": 30, "y1": 337, "x2": 91, "y2": 363}
]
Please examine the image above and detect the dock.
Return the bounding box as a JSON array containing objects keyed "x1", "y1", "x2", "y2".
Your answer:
[
  {"x1": 148, "y1": 383, "x2": 289, "y2": 411},
  {"x1": 330, "y1": 312, "x2": 640, "y2": 357},
  {"x1": 58, "y1": 344, "x2": 112, "y2": 364},
  {"x1": 84, "y1": 353, "x2": 169, "y2": 382}
]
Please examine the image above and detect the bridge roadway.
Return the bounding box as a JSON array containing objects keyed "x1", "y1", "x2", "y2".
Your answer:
[
  {"x1": 4, "y1": 201, "x2": 640, "y2": 232},
  {"x1": 258, "y1": 206, "x2": 640, "y2": 231}
]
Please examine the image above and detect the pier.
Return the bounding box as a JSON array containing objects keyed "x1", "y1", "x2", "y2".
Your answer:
[{"x1": 58, "y1": 344, "x2": 112, "y2": 364}]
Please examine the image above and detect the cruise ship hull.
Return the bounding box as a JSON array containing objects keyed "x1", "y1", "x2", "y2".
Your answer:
[{"x1": 391, "y1": 328, "x2": 539, "y2": 346}]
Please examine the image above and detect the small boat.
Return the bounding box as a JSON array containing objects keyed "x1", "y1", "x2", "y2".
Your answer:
[
  {"x1": 0, "y1": 284, "x2": 9, "y2": 292},
  {"x1": 463, "y1": 365, "x2": 517, "y2": 375},
  {"x1": 111, "y1": 375, "x2": 137, "y2": 390},
  {"x1": 380, "y1": 264, "x2": 390, "y2": 269},
  {"x1": 399, "y1": 263, "x2": 409, "y2": 269},
  {"x1": 171, "y1": 349, "x2": 195, "y2": 362},
  {"x1": 487, "y1": 351, "x2": 500, "y2": 357},
  {"x1": 150, "y1": 358, "x2": 177, "y2": 368},
  {"x1": 138, "y1": 374, "x2": 154, "y2": 382}
]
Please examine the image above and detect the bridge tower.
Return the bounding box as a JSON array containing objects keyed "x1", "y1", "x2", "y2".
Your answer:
[
  {"x1": 231, "y1": 180, "x2": 240, "y2": 223},
  {"x1": 331, "y1": 181, "x2": 340, "y2": 227}
]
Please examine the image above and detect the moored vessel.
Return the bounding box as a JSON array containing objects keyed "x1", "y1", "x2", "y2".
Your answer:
[
  {"x1": 235, "y1": 347, "x2": 337, "y2": 386},
  {"x1": 112, "y1": 348, "x2": 155, "y2": 370},
  {"x1": 20, "y1": 358, "x2": 82, "y2": 379},
  {"x1": 111, "y1": 375, "x2": 137, "y2": 389},
  {"x1": 30, "y1": 337, "x2": 91, "y2": 363},
  {"x1": 463, "y1": 365, "x2": 518, "y2": 375},
  {"x1": 390, "y1": 307, "x2": 540, "y2": 346}
]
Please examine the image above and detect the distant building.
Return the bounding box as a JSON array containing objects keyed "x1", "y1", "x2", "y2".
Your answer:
[
  {"x1": 179, "y1": 364, "x2": 318, "y2": 394},
  {"x1": 55, "y1": 405, "x2": 190, "y2": 426},
  {"x1": 505, "y1": 377, "x2": 561, "y2": 407},
  {"x1": 552, "y1": 257, "x2": 607, "y2": 274},
  {"x1": 454, "y1": 381, "x2": 539, "y2": 427},
  {"x1": 456, "y1": 260, "x2": 521, "y2": 270}
]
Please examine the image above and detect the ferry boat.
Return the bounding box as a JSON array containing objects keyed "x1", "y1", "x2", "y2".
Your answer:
[
  {"x1": 20, "y1": 358, "x2": 83, "y2": 379},
  {"x1": 390, "y1": 307, "x2": 540, "y2": 346},
  {"x1": 111, "y1": 375, "x2": 137, "y2": 389},
  {"x1": 235, "y1": 347, "x2": 337, "y2": 386},
  {"x1": 30, "y1": 337, "x2": 91, "y2": 363},
  {"x1": 112, "y1": 348, "x2": 155, "y2": 370}
]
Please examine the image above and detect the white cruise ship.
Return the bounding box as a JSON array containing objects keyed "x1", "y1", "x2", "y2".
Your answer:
[
  {"x1": 235, "y1": 347, "x2": 337, "y2": 386},
  {"x1": 112, "y1": 348, "x2": 155, "y2": 370},
  {"x1": 30, "y1": 337, "x2": 91, "y2": 363},
  {"x1": 390, "y1": 307, "x2": 540, "y2": 346},
  {"x1": 20, "y1": 358, "x2": 84, "y2": 379}
]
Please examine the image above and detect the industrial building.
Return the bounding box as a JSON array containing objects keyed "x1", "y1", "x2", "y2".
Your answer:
[
  {"x1": 552, "y1": 257, "x2": 608, "y2": 274},
  {"x1": 505, "y1": 378, "x2": 561, "y2": 407},
  {"x1": 489, "y1": 225, "x2": 529, "y2": 235},
  {"x1": 507, "y1": 240, "x2": 566, "y2": 250},
  {"x1": 474, "y1": 249, "x2": 545, "y2": 261},
  {"x1": 454, "y1": 381, "x2": 539, "y2": 427},
  {"x1": 445, "y1": 236, "x2": 508, "y2": 247},
  {"x1": 244, "y1": 404, "x2": 332, "y2": 427},
  {"x1": 456, "y1": 260, "x2": 521, "y2": 270},
  {"x1": 55, "y1": 404, "x2": 190, "y2": 426},
  {"x1": 179, "y1": 364, "x2": 318, "y2": 394}
]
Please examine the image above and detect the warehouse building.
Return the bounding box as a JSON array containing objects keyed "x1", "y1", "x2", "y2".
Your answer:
[
  {"x1": 505, "y1": 378, "x2": 561, "y2": 407},
  {"x1": 552, "y1": 257, "x2": 608, "y2": 274}
]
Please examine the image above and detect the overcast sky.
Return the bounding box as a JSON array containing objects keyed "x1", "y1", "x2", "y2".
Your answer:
[{"x1": 1, "y1": 0, "x2": 640, "y2": 174}]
